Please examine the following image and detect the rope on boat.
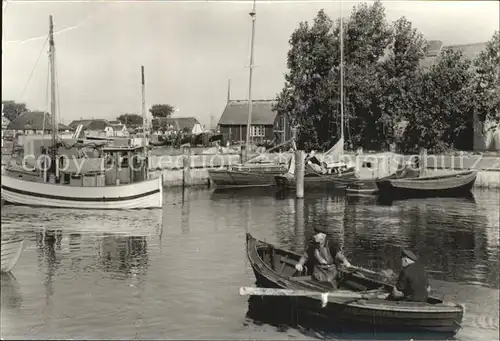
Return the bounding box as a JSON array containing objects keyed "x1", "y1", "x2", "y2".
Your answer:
[{"x1": 19, "y1": 34, "x2": 49, "y2": 101}]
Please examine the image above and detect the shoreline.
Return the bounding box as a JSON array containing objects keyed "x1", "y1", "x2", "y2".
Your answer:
[{"x1": 148, "y1": 151, "x2": 500, "y2": 189}]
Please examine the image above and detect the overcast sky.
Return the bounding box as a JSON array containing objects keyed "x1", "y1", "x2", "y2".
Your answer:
[{"x1": 2, "y1": 0, "x2": 499, "y2": 127}]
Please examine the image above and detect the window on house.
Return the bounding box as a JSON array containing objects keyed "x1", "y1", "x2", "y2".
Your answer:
[{"x1": 250, "y1": 125, "x2": 265, "y2": 137}]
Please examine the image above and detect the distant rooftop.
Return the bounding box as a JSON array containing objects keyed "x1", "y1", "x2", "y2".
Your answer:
[
  {"x1": 218, "y1": 100, "x2": 277, "y2": 126},
  {"x1": 419, "y1": 41, "x2": 488, "y2": 70}
]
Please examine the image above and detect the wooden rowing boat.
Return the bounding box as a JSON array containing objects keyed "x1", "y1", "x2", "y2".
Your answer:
[
  {"x1": 275, "y1": 166, "x2": 357, "y2": 191},
  {"x1": 245, "y1": 233, "x2": 464, "y2": 336},
  {"x1": 1, "y1": 237, "x2": 24, "y2": 273},
  {"x1": 346, "y1": 164, "x2": 420, "y2": 195},
  {"x1": 376, "y1": 170, "x2": 478, "y2": 199},
  {"x1": 208, "y1": 163, "x2": 288, "y2": 188}
]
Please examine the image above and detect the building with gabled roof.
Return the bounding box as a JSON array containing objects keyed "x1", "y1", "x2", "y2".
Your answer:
[{"x1": 217, "y1": 99, "x2": 291, "y2": 144}]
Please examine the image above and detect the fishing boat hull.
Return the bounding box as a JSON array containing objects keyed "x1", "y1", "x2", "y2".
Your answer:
[
  {"x1": 346, "y1": 165, "x2": 420, "y2": 195},
  {"x1": 1, "y1": 174, "x2": 163, "y2": 209},
  {"x1": 246, "y1": 233, "x2": 464, "y2": 336},
  {"x1": 275, "y1": 168, "x2": 357, "y2": 191},
  {"x1": 1, "y1": 238, "x2": 24, "y2": 272},
  {"x1": 209, "y1": 164, "x2": 287, "y2": 189},
  {"x1": 376, "y1": 170, "x2": 478, "y2": 199}
]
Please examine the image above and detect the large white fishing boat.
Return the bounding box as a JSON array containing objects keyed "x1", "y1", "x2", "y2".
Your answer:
[{"x1": 1, "y1": 16, "x2": 163, "y2": 209}]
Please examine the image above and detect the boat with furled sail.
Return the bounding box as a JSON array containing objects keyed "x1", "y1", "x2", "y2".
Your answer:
[
  {"x1": 1, "y1": 16, "x2": 163, "y2": 209},
  {"x1": 208, "y1": 1, "x2": 294, "y2": 189},
  {"x1": 275, "y1": 140, "x2": 357, "y2": 191},
  {"x1": 274, "y1": 8, "x2": 357, "y2": 192}
]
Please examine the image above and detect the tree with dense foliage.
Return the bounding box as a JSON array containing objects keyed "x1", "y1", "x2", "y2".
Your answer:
[
  {"x1": 2, "y1": 100, "x2": 28, "y2": 122},
  {"x1": 149, "y1": 104, "x2": 175, "y2": 118},
  {"x1": 471, "y1": 31, "x2": 500, "y2": 132},
  {"x1": 343, "y1": 1, "x2": 393, "y2": 149},
  {"x1": 275, "y1": 0, "x2": 499, "y2": 153},
  {"x1": 400, "y1": 50, "x2": 476, "y2": 153},
  {"x1": 116, "y1": 113, "x2": 143, "y2": 127},
  {"x1": 274, "y1": 9, "x2": 339, "y2": 151},
  {"x1": 274, "y1": 1, "x2": 403, "y2": 151},
  {"x1": 380, "y1": 17, "x2": 427, "y2": 148}
]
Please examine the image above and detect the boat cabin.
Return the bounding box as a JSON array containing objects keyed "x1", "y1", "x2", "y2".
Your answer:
[
  {"x1": 5, "y1": 144, "x2": 150, "y2": 187},
  {"x1": 57, "y1": 145, "x2": 150, "y2": 186}
]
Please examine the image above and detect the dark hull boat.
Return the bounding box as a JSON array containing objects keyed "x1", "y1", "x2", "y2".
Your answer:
[
  {"x1": 376, "y1": 170, "x2": 478, "y2": 199},
  {"x1": 346, "y1": 165, "x2": 420, "y2": 195},
  {"x1": 275, "y1": 167, "x2": 357, "y2": 191},
  {"x1": 245, "y1": 233, "x2": 464, "y2": 337}
]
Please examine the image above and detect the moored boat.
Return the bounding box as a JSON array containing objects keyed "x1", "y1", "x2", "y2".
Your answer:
[
  {"x1": 1, "y1": 238, "x2": 24, "y2": 273},
  {"x1": 1, "y1": 16, "x2": 163, "y2": 210},
  {"x1": 208, "y1": 3, "x2": 293, "y2": 190},
  {"x1": 1, "y1": 174, "x2": 163, "y2": 209},
  {"x1": 346, "y1": 163, "x2": 420, "y2": 195},
  {"x1": 275, "y1": 166, "x2": 357, "y2": 191},
  {"x1": 208, "y1": 162, "x2": 289, "y2": 188},
  {"x1": 376, "y1": 170, "x2": 478, "y2": 199},
  {"x1": 275, "y1": 151, "x2": 357, "y2": 191},
  {"x1": 245, "y1": 233, "x2": 464, "y2": 337}
]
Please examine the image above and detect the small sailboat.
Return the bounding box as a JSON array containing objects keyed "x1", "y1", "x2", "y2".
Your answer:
[
  {"x1": 208, "y1": 1, "x2": 294, "y2": 189},
  {"x1": 1, "y1": 238, "x2": 24, "y2": 273},
  {"x1": 1, "y1": 16, "x2": 163, "y2": 209},
  {"x1": 275, "y1": 10, "x2": 357, "y2": 192},
  {"x1": 274, "y1": 141, "x2": 357, "y2": 191}
]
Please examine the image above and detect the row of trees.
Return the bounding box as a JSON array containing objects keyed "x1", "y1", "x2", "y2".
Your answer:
[
  {"x1": 274, "y1": 1, "x2": 500, "y2": 153},
  {"x1": 1, "y1": 100, "x2": 176, "y2": 129},
  {"x1": 116, "y1": 104, "x2": 176, "y2": 130}
]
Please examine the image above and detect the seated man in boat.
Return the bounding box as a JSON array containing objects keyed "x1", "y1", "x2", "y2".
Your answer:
[
  {"x1": 389, "y1": 249, "x2": 431, "y2": 302},
  {"x1": 294, "y1": 226, "x2": 351, "y2": 289}
]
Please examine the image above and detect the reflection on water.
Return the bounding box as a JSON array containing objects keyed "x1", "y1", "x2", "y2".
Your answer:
[
  {"x1": 0, "y1": 188, "x2": 498, "y2": 339},
  {"x1": 1, "y1": 272, "x2": 22, "y2": 310},
  {"x1": 98, "y1": 235, "x2": 148, "y2": 278}
]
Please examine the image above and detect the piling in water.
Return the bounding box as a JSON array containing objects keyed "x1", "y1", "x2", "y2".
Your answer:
[
  {"x1": 183, "y1": 146, "x2": 191, "y2": 188},
  {"x1": 419, "y1": 148, "x2": 427, "y2": 177},
  {"x1": 295, "y1": 150, "x2": 305, "y2": 199},
  {"x1": 240, "y1": 145, "x2": 247, "y2": 164}
]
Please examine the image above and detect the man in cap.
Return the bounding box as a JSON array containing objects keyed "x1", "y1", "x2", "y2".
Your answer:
[
  {"x1": 295, "y1": 226, "x2": 351, "y2": 289},
  {"x1": 389, "y1": 249, "x2": 430, "y2": 302}
]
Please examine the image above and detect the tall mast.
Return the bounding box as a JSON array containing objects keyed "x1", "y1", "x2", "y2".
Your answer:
[
  {"x1": 141, "y1": 65, "x2": 147, "y2": 137},
  {"x1": 244, "y1": 0, "x2": 257, "y2": 160},
  {"x1": 340, "y1": 1, "x2": 344, "y2": 143},
  {"x1": 49, "y1": 15, "x2": 57, "y2": 148}
]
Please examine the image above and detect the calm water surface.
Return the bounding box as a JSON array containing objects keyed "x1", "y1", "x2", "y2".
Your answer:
[{"x1": 1, "y1": 188, "x2": 499, "y2": 340}]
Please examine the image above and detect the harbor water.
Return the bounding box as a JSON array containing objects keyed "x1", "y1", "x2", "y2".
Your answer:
[{"x1": 1, "y1": 188, "x2": 499, "y2": 340}]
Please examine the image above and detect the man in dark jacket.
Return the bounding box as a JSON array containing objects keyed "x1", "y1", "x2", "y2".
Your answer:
[
  {"x1": 295, "y1": 226, "x2": 351, "y2": 289},
  {"x1": 390, "y1": 249, "x2": 430, "y2": 302}
]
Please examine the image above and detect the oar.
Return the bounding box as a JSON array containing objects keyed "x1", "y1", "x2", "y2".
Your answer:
[
  {"x1": 347, "y1": 265, "x2": 395, "y2": 281},
  {"x1": 239, "y1": 287, "x2": 388, "y2": 307}
]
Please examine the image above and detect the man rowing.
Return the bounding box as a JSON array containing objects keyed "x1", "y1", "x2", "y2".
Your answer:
[
  {"x1": 295, "y1": 226, "x2": 351, "y2": 289},
  {"x1": 389, "y1": 248, "x2": 431, "y2": 302}
]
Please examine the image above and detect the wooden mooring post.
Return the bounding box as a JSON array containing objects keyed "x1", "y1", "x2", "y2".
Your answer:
[
  {"x1": 419, "y1": 148, "x2": 427, "y2": 177},
  {"x1": 240, "y1": 144, "x2": 247, "y2": 164},
  {"x1": 183, "y1": 146, "x2": 191, "y2": 188},
  {"x1": 295, "y1": 150, "x2": 305, "y2": 199}
]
